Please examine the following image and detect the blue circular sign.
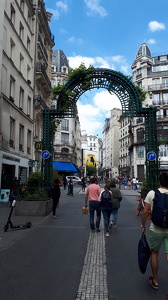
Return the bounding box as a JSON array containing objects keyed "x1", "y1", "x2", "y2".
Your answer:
[
  {"x1": 41, "y1": 150, "x2": 50, "y2": 159},
  {"x1": 146, "y1": 151, "x2": 157, "y2": 161}
]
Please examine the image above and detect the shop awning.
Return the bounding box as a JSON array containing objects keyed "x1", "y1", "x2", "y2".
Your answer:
[{"x1": 53, "y1": 162, "x2": 78, "y2": 173}]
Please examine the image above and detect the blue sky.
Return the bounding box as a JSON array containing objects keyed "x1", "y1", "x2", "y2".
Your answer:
[{"x1": 45, "y1": 0, "x2": 168, "y2": 137}]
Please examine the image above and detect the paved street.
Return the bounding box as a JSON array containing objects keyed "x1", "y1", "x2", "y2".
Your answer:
[{"x1": 0, "y1": 185, "x2": 167, "y2": 300}]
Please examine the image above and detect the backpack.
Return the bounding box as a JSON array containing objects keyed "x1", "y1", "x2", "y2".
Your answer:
[
  {"x1": 152, "y1": 189, "x2": 168, "y2": 228},
  {"x1": 100, "y1": 190, "x2": 112, "y2": 208}
]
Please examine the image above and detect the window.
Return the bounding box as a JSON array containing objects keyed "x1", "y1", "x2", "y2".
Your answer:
[
  {"x1": 19, "y1": 124, "x2": 24, "y2": 151},
  {"x1": 137, "y1": 81, "x2": 142, "y2": 88},
  {"x1": 162, "y1": 78, "x2": 168, "y2": 88},
  {"x1": 137, "y1": 128, "x2": 144, "y2": 142},
  {"x1": 159, "y1": 145, "x2": 168, "y2": 157},
  {"x1": 27, "y1": 130, "x2": 31, "y2": 154},
  {"x1": 137, "y1": 146, "x2": 144, "y2": 158},
  {"x1": 20, "y1": 0, "x2": 25, "y2": 12},
  {"x1": 153, "y1": 93, "x2": 160, "y2": 104},
  {"x1": 19, "y1": 54, "x2": 24, "y2": 73},
  {"x1": 61, "y1": 119, "x2": 69, "y2": 131},
  {"x1": 152, "y1": 65, "x2": 168, "y2": 72},
  {"x1": 163, "y1": 93, "x2": 168, "y2": 104},
  {"x1": 10, "y1": 39, "x2": 15, "y2": 60},
  {"x1": 27, "y1": 11, "x2": 31, "y2": 26},
  {"x1": 160, "y1": 56, "x2": 167, "y2": 62},
  {"x1": 164, "y1": 109, "x2": 168, "y2": 117},
  {"x1": 19, "y1": 22, "x2": 24, "y2": 40},
  {"x1": 9, "y1": 117, "x2": 15, "y2": 147},
  {"x1": 10, "y1": 4, "x2": 15, "y2": 24},
  {"x1": 27, "y1": 36, "x2": 30, "y2": 52},
  {"x1": 152, "y1": 78, "x2": 160, "y2": 88},
  {"x1": 61, "y1": 133, "x2": 69, "y2": 143},
  {"x1": 27, "y1": 96, "x2": 31, "y2": 116},
  {"x1": 27, "y1": 64, "x2": 31, "y2": 81},
  {"x1": 19, "y1": 87, "x2": 24, "y2": 109},
  {"x1": 9, "y1": 76, "x2": 15, "y2": 99},
  {"x1": 137, "y1": 68, "x2": 142, "y2": 75}
]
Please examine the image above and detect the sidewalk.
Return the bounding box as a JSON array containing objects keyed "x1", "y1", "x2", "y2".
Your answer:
[
  {"x1": 0, "y1": 202, "x2": 49, "y2": 253},
  {"x1": 0, "y1": 187, "x2": 140, "y2": 253}
]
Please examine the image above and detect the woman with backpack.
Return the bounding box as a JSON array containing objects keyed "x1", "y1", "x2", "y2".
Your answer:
[
  {"x1": 109, "y1": 181, "x2": 122, "y2": 228},
  {"x1": 99, "y1": 183, "x2": 113, "y2": 237}
]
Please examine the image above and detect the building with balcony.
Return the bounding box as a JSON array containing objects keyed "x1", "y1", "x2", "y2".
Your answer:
[
  {"x1": 51, "y1": 50, "x2": 82, "y2": 174},
  {"x1": 103, "y1": 109, "x2": 122, "y2": 179},
  {"x1": 0, "y1": 0, "x2": 54, "y2": 190},
  {"x1": 130, "y1": 43, "x2": 168, "y2": 180}
]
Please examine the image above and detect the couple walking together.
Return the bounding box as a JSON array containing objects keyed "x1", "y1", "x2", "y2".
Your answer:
[{"x1": 84, "y1": 178, "x2": 122, "y2": 236}]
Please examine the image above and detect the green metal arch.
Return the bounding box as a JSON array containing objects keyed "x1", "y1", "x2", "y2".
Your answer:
[
  {"x1": 43, "y1": 67, "x2": 158, "y2": 190},
  {"x1": 57, "y1": 68, "x2": 142, "y2": 117}
]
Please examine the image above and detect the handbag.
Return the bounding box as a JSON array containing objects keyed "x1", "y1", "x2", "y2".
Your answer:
[
  {"x1": 138, "y1": 233, "x2": 151, "y2": 274},
  {"x1": 82, "y1": 206, "x2": 88, "y2": 214}
]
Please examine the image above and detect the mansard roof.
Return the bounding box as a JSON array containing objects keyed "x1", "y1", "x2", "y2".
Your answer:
[
  {"x1": 136, "y1": 43, "x2": 152, "y2": 59},
  {"x1": 52, "y1": 49, "x2": 69, "y2": 72}
]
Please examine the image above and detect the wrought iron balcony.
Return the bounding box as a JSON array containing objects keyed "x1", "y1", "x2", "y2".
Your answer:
[
  {"x1": 35, "y1": 62, "x2": 51, "y2": 88},
  {"x1": 34, "y1": 95, "x2": 48, "y2": 109},
  {"x1": 38, "y1": 34, "x2": 48, "y2": 60},
  {"x1": 148, "y1": 83, "x2": 168, "y2": 91}
]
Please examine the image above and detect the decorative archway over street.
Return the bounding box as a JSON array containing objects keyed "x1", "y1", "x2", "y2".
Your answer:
[{"x1": 43, "y1": 68, "x2": 158, "y2": 189}]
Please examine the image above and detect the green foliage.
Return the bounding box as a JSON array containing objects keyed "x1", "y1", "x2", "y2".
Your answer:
[
  {"x1": 86, "y1": 165, "x2": 97, "y2": 176},
  {"x1": 135, "y1": 85, "x2": 147, "y2": 102},
  {"x1": 27, "y1": 172, "x2": 44, "y2": 187}
]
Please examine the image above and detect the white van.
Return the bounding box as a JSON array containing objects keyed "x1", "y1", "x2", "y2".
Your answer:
[{"x1": 66, "y1": 176, "x2": 82, "y2": 184}]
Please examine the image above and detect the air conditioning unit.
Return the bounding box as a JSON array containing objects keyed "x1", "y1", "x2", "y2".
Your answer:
[{"x1": 27, "y1": 80, "x2": 31, "y2": 84}]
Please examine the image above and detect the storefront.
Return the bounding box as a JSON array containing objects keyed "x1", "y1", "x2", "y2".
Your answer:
[{"x1": 0, "y1": 151, "x2": 30, "y2": 190}]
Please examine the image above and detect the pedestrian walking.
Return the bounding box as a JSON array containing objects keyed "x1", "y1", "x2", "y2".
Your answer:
[
  {"x1": 81, "y1": 177, "x2": 86, "y2": 192},
  {"x1": 141, "y1": 172, "x2": 168, "y2": 290},
  {"x1": 84, "y1": 177, "x2": 101, "y2": 233},
  {"x1": 132, "y1": 177, "x2": 137, "y2": 190},
  {"x1": 123, "y1": 177, "x2": 128, "y2": 190},
  {"x1": 109, "y1": 181, "x2": 122, "y2": 228},
  {"x1": 99, "y1": 183, "x2": 113, "y2": 237},
  {"x1": 62, "y1": 175, "x2": 67, "y2": 190},
  {"x1": 68, "y1": 178, "x2": 73, "y2": 196},
  {"x1": 52, "y1": 178, "x2": 62, "y2": 219}
]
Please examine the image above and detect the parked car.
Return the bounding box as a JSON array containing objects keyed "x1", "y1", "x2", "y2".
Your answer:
[{"x1": 66, "y1": 176, "x2": 82, "y2": 185}]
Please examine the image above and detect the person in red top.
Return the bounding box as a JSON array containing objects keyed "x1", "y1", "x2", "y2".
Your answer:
[{"x1": 85, "y1": 177, "x2": 101, "y2": 232}]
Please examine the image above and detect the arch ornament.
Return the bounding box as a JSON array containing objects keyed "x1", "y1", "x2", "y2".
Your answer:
[{"x1": 43, "y1": 68, "x2": 158, "y2": 189}]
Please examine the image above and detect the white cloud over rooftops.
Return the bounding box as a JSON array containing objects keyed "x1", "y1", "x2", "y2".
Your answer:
[
  {"x1": 148, "y1": 21, "x2": 166, "y2": 32},
  {"x1": 56, "y1": 1, "x2": 68, "y2": 12},
  {"x1": 84, "y1": 0, "x2": 108, "y2": 17},
  {"x1": 68, "y1": 55, "x2": 130, "y2": 75}
]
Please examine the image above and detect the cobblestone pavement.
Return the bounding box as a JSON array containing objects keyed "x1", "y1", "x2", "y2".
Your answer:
[{"x1": 76, "y1": 220, "x2": 108, "y2": 300}]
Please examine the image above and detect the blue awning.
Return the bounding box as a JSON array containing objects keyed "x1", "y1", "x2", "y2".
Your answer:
[{"x1": 53, "y1": 162, "x2": 78, "y2": 173}]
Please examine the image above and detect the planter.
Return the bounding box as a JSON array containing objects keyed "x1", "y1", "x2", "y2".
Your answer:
[{"x1": 15, "y1": 199, "x2": 52, "y2": 216}]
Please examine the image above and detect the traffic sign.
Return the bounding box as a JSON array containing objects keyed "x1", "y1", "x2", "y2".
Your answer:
[
  {"x1": 146, "y1": 151, "x2": 157, "y2": 161},
  {"x1": 41, "y1": 150, "x2": 50, "y2": 159}
]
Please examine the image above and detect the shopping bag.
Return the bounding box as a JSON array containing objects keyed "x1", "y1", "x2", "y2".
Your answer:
[
  {"x1": 138, "y1": 233, "x2": 151, "y2": 274},
  {"x1": 82, "y1": 206, "x2": 88, "y2": 214}
]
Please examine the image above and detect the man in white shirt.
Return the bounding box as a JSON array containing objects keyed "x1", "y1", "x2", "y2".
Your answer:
[{"x1": 141, "y1": 172, "x2": 168, "y2": 290}]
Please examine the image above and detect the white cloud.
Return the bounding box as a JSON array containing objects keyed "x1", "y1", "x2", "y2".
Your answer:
[
  {"x1": 67, "y1": 36, "x2": 84, "y2": 45},
  {"x1": 93, "y1": 91, "x2": 121, "y2": 112},
  {"x1": 148, "y1": 21, "x2": 166, "y2": 32},
  {"x1": 84, "y1": 0, "x2": 108, "y2": 17},
  {"x1": 68, "y1": 55, "x2": 130, "y2": 74},
  {"x1": 56, "y1": 1, "x2": 68, "y2": 12},
  {"x1": 77, "y1": 91, "x2": 122, "y2": 136},
  {"x1": 148, "y1": 39, "x2": 156, "y2": 44},
  {"x1": 47, "y1": 8, "x2": 60, "y2": 20}
]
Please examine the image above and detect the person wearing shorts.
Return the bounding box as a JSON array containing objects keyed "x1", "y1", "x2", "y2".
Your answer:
[{"x1": 141, "y1": 172, "x2": 168, "y2": 290}]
